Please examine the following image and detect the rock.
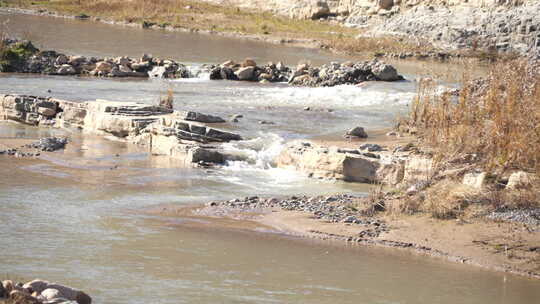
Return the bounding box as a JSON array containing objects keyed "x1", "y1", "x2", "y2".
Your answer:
[
  {"x1": 346, "y1": 127, "x2": 368, "y2": 138},
  {"x1": 359, "y1": 143, "x2": 383, "y2": 152},
  {"x1": 3, "y1": 280, "x2": 14, "y2": 294},
  {"x1": 378, "y1": 0, "x2": 394, "y2": 10},
  {"x1": 39, "y1": 288, "x2": 61, "y2": 301},
  {"x1": 44, "y1": 284, "x2": 91, "y2": 304},
  {"x1": 55, "y1": 55, "x2": 68, "y2": 65},
  {"x1": 221, "y1": 60, "x2": 236, "y2": 67},
  {"x1": 115, "y1": 56, "x2": 130, "y2": 66},
  {"x1": 234, "y1": 66, "x2": 255, "y2": 81},
  {"x1": 119, "y1": 65, "x2": 132, "y2": 73},
  {"x1": 403, "y1": 157, "x2": 434, "y2": 184},
  {"x1": 148, "y1": 66, "x2": 166, "y2": 78},
  {"x1": 463, "y1": 172, "x2": 486, "y2": 189},
  {"x1": 140, "y1": 53, "x2": 152, "y2": 62},
  {"x1": 95, "y1": 61, "x2": 112, "y2": 73},
  {"x1": 56, "y1": 64, "x2": 76, "y2": 75},
  {"x1": 506, "y1": 171, "x2": 535, "y2": 190},
  {"x1": 242, "y1": 58, "x2": 257, "y2": 67},
  {"x1": 22, "y1": 280, "x2": 49, "y2": 294},
  {"x1": 9, "y1": 290, "x2": 40, "y2": 304},
  {"x1": 68, "y1": 56, "x2": 86, "y2": 66},
  {"x1": 27, "y1": 137, "x2": 68, "y2": 152},
  {"x1": 37, "y1": 107, "x2": 56, "y2": 117},
  {"x1": 230, "y1": 114, "x2": 243, "y2": 122},
  {"x1": 0, "y1": 281, "x2": 5, "y2": 298},
  {"x1": 277, "y1": 142, "x2": 395, "y2": 183},
  {"x1": 294, "y1": 0, "x2": 330, "y2": 20},
  {"x1": 177, "y1": 111, "x2": 225, "y2": 123},
  {"x1": 371, "y1": 62, "x2": 400, "y2": 81}
]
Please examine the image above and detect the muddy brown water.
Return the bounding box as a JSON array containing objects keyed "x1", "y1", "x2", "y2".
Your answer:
[{"x1": 0, "y1": 10, "x2": 538, "y2": 304}]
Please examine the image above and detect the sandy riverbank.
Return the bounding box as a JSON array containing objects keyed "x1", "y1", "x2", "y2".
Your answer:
[{"x1": 146, "y1": 198, "x2": 540, "y2": 280}]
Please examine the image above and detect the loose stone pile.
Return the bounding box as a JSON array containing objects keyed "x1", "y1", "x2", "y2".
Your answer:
[
  {"x1": 26, "y1": 137, "x2": 68, "y2": 152},
  {"x1": 1, "y1": 39, "x2": 404, "y2": 86},
  {"x1": 289, "y1": 60, "x2": 403, "y2": 86},
  {"x1": 0, "y1": 137, "x2": 67, "y2": 157},
  {"x1": 206, "y1": 194, "x2": 389, "y2": 238},
  {"x1": 209, "y1": 59, "x2": 291, "y2": 82},
  {"x1": 487, "y1": 208, "x2": 540, "y2": 227},
  {"x1": 0, "y1": 279, "x2": 91, "y2": 304},
  {"x1": 1, "y1": 40, "x2": 192, "y2": 78}
]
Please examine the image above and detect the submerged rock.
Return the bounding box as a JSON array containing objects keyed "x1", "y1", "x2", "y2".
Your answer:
[
  {"x1": 26, "y1": 137, "x2": 68, "y2": 152},
  {"x1": 346, "y1": 126, "x2": 368, "y2": 138}
]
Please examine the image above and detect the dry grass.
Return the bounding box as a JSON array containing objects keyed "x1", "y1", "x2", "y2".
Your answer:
[
  {"x1": 421, "y1": 181, "x2": 478, "y2": 219},
  {"x1": 406, "y1": 59, "x2": 540, "y2": 176},
  {"x1": 2, "y1": 0, "x2": 440, "y2": 56},
  {"x1": 388, "y1": 58, "x2": 540, "y2": 218}
]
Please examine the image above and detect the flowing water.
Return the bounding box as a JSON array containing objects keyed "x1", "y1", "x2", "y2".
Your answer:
[{"x1": 1, "y1": 11, "x2": 539, "y2": 304}]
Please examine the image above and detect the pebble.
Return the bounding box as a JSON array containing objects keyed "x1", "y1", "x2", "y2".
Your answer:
[{"x1": 207, "y1": 194, "x2": 389, "y2": 237}]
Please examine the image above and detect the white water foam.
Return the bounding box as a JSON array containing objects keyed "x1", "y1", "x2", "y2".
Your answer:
[{"x1": 221, "y1": 132, "x2": 285, "y2": 170}]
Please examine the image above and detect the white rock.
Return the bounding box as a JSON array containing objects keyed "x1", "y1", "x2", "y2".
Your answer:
[
  {"x1": 507, "y1": 171, "x2": 535, "y2": 189},
  {"x1": 235, "y1": 66, "x2": 255, "y2": 80},
  {"x1": 463, "y1": 172, "x2": 486, "y2": 189}
]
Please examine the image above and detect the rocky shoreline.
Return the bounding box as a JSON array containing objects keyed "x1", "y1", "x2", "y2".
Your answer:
[
  {"x1": 0, "y1": 279, "x2": 91, "y2": 304},
  {"x1": 0, "y1": 6, "x2": 512, "y2": 63}
]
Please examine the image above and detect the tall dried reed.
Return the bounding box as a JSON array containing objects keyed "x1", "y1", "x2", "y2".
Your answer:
[{"x1": 407, "y1": 59, "x2": 540, "y2": 177}]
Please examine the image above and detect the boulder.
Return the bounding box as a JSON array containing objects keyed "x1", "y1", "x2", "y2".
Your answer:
[
  {"x1": 463, "y1": 172, "x2": 486, "y2": 189},
  {"x1": 0, "y1": 280, "x2": 5, "y2": 298},
  {"x1": 22, "y1": 280, "x2": 49, "y2": 294},
  {"x1": 95, "y1": 61, "x2": 112, "y2": 73},
  {"x1": 371, "y1": 62, "x2": 400, "y2": 81},
  {"x1": 403, "y1": 157, "x2": 434, "y2": 184},
  {"x1": 119, "y1": 65, "x2": 133, "y2": 74},
  {"x1": 277, "y1": 142, "x2": 396, "y2": 183},
  {"x1": 359, "y1": 143, "x2": 382, "y2": 152},
  {"x1": 378, "y1": 0, "x2": 394, "y2": 10},
  {"x1": 39, "y1": 288, "x2": 61, "y2": 301},
  {"x1": 44, "y1": 284, "x2": 91, "y2": 304},
  {"x1": 177, "y1": 111, "x2": 225, "y2": 123},
  {"x1": 506, "y1": 171, "x2": 535, "y2": 190},
  {"x1": 55, "y1": 55, "x2": 68, "y2": 65},
  {"x1": 242, "y1": 58, "x2": 257, "y2": 67},
  {"x1": 221, "y1": 60, "x2": 236, "y2": 67},
  {"x1": 9, "y1": 290, "x2": 40, "y2": 304},
  {"x1": 346, "y1": 126, "x2": 368, "y2": 138},
  {"x1": 234, "y1": 66, "x2": 255, "y2": 81},
  {"x1": 115, "y1": 56, "x2": 130, "y2": 66},
  {"x1": 2, "y1": 280, "x2": 14, "y2": 294},
  {"x1": 56, "y1": 64, "x2": 76, "y2": 75},
  {"x1": 294, "y1": 0, "x2": 330, "y2": 20},
  {"x1": 68, "y1": 56, "x2": 86, "y2": 66}
]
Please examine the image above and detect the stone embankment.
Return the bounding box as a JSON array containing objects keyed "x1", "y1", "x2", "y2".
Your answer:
[
  {"x1": 204, "y1": 0, "x2": 540, "y2": 58},
  {"x1": 0, "y1": 279, "x2": 91, "y2": 304},
  {"x1": 1, "y1": 40, "x2": 403, "y2": 86},
  {"x1": 0, "y1": 94, "x2": 243, "y2": 165}
]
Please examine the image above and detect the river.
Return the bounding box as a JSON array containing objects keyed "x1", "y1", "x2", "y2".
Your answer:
[{"x1": 0, "y1": 10, "x2": 539, "y2": 304}]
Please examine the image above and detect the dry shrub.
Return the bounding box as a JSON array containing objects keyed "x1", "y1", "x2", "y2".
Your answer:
[
  {"x1": 159, "y1": 87, "x2": 174, "y2": 110},
  {"x1": 422, "y1": 181, "x2": 479, "y2": 219},
  {"x1": 359, "y1": 183, "x2": 387, "y2": 216},
  {"x1": 387, "y1": 196, "x2": 421, "y2": 216},
  {"x1": 407, "y1": 59, "x2": 540, "y2": 177},
  {"x1": 489, "y1": 181, "x2": 540, "y2": 210}
]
